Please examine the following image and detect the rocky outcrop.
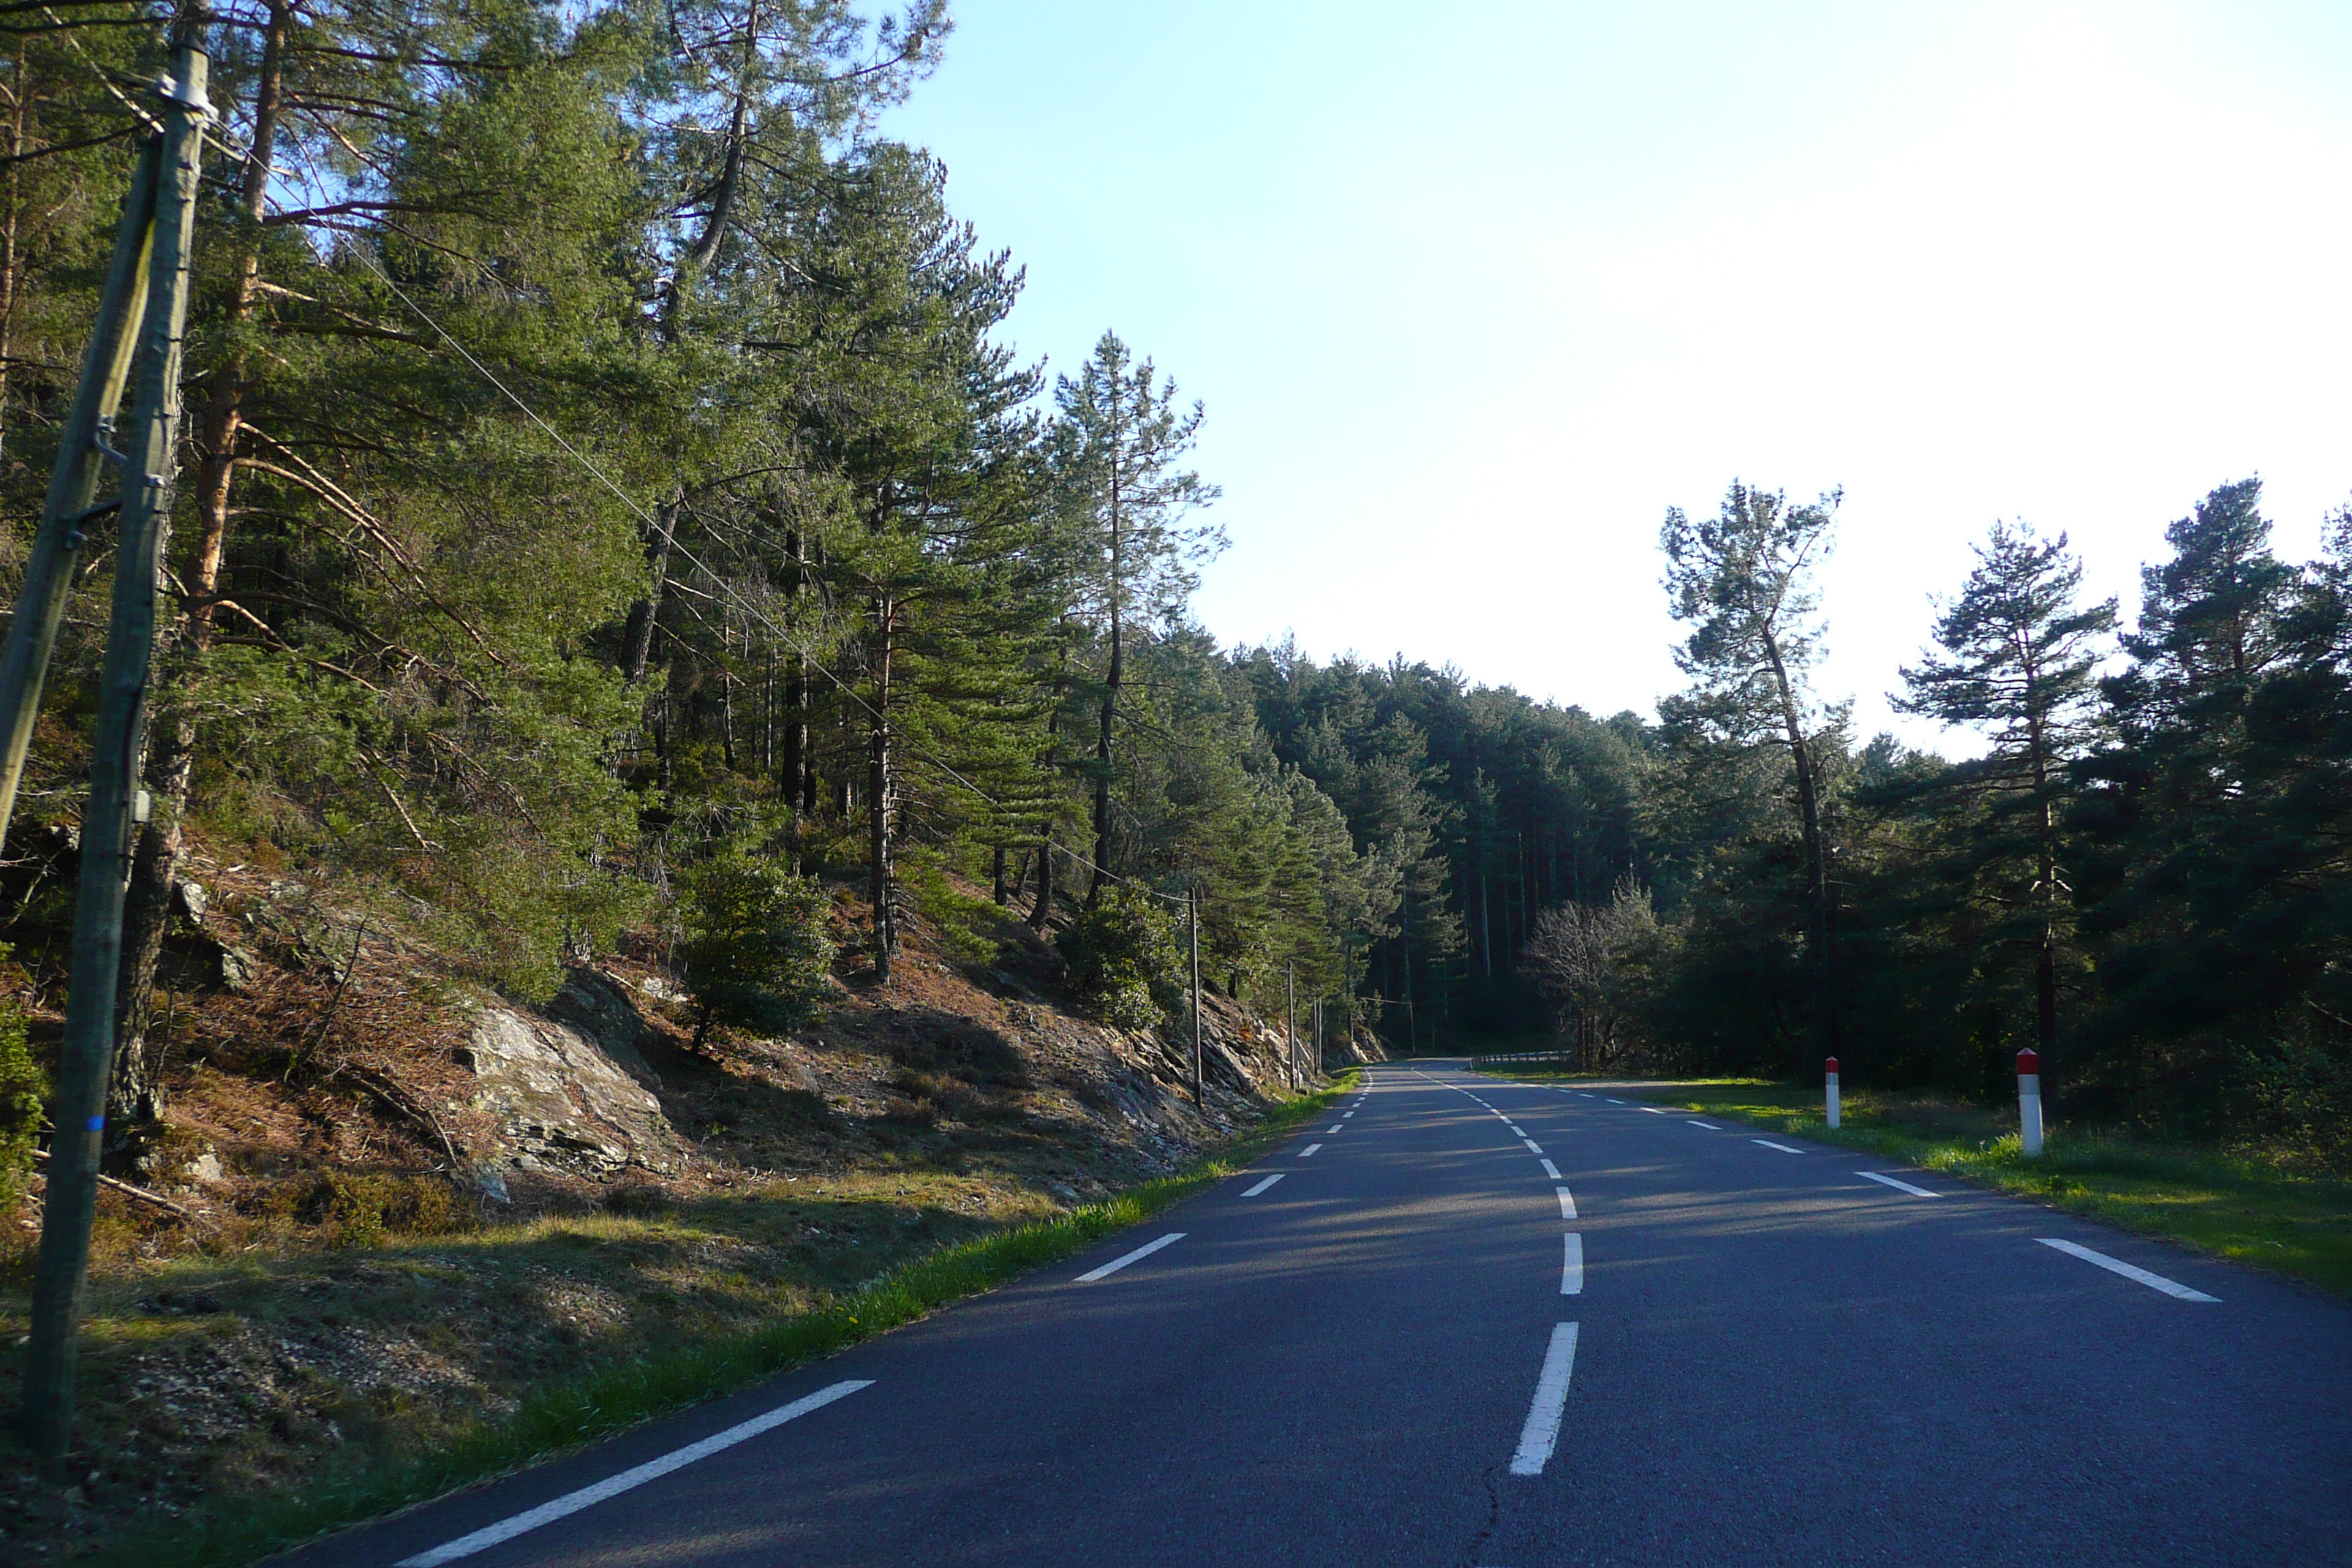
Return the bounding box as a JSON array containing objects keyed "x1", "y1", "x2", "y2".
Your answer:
[{"x1": 460, "y1": 970, "x2": 682, "y2": 1177}]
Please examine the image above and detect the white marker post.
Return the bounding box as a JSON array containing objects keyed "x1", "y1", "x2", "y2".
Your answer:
[
  {"x1": 2017, "y1": 1047, "x2": 2043, "y2": 1156},
  {"x1": 1824, "y1": 1055, "x2": 1841, "y2": 1129}
]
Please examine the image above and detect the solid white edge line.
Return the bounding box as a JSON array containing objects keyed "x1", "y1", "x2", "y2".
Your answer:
[
  {"x1": 1300, "y1": 1142, "x2": 1323, "y2": 1157},
  {"x1": 1539, "y1": 1158, "x2": 1562, "y2": 1180},
  {"x1": 1556, "y1": 1186, "x2": 1578, "y2": 1219},
  {"x1": 2038, "y1": 1237, "x2": 2220, "y2": 1302},
  {"x1": 1753, "y1": 1139, "x2": 1804, "y2": 1153},
  {"x1": 394, "y1": 1380, "x2": 872, "y2": 1567},
  {"x1": 1686, "y1": 1120, "x2": 1722, "y2": 1130},
  {"x1": 1857, "y1": 1170, "x2": 1938, "y2": 1198},
  {"x1": 1241, "y1": 1173, "x2": 1285, "y2": 1197},
  {"x1": 1509, "y1": 1322, "x2": 1580, "y2": 1476},
  {"x1": 1075, "y1": 1231, "x2": 1186, "y2": 1283},
  {"x1": 1561, "y1": 1232, "x2": 1584, "y2": 1295}
]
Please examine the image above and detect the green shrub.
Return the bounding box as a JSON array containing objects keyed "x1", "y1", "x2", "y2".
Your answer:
[
  {"x1": 1057, "y1": 886, "x2": 1182, "y2": 1032},
  {"x1": 0, "y1": 995, "x2": 40, "y2": 1210},
  {"x1": 261, "y1": 1171, "x2": 476, "y2": 1247},
  {"x1": 678, "y1": 853, "x2": 834, "y2": 1040}
]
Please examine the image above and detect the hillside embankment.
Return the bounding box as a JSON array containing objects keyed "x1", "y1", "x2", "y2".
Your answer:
[{"x1": 0, "y1": 845, "x2": 1373, "y2": 1561}]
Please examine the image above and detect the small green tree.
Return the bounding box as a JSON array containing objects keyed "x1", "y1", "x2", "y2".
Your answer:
[
  {"x1": 1057, "y1": 884, "x2": 1182, "y2": 1031},
  {"x1": 679, "y1": 856, "x2": 835, "y2": 1043}
]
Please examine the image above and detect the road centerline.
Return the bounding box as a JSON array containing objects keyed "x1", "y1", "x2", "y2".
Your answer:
[
  {"x1": 1857, "y1": 1170, "x2": 1938, "y2": 1197},
  {"x1": 1509, "y1": 1322, "x2": 1581, "y2": 1477},
  {"x1": 1240, "y1": 1174, "x2": 1285, "y2": 1197}
]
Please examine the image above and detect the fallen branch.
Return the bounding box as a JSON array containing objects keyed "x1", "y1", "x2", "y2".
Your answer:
[{"x1": 30, "y1": 1149, "x2": 204, "y2": 1222}]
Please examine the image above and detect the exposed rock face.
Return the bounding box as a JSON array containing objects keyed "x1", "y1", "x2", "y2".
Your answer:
[{"x1": 461, "y1": 973, "x2": 682, "y2": 1176}]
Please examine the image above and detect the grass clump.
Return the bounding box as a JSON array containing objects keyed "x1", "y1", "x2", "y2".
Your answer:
[{"x1": 1479, "y1": 1068, "x2": 2352, "y2": 1297}]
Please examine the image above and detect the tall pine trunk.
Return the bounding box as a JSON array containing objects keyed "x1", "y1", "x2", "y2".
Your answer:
[
  {"x1": 113, "y1": 7, "x2": 290, "y2": 1132},
  {"x1": 2027, "y1": 679, "x2": 2059, "y2": 1060},
  {"x1": 1088, "y1": 458, "x2": 1123, "y2": 905},
  {"x1": 1761, "y1": 626, "x2": 1835, "y2": 1057},
  {"x1": 867, "y1": 595, "x2": 897, "y2": 979},
  {"x1": 0, "y1": 45, "x2": 26, "y2": 461}
]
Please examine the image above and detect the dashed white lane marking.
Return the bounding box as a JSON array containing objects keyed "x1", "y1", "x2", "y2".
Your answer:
[
  {"x1": 1342, "y1": 1111, "x2": 1355, "y2": 1118},
  {"x1": 1509, "y1": 1322, "x2": 1580, "y2": 1477},
  {"x1": 1556, "y1": 1186, "x2": 1578, "y2": 1219},
  {"x1": 1560, "y1": 1233, "x2": 1584, "y2": 1295},
  {"x1": 1240, "y1": 1174, "x2": 1286, "y2": 1197},
  {"x1": 393, "y1": 1381, "x2": 872, "y2": 1567},
  {"x1": 1539, "y1": 1159, "x2": 1562, "y2": 1180},
  {"x1": 1687, "y1": 1120, "x2": 1722, "y2": 1130},
  {"x1": 1522, "y1": 1139, "x2": 1545, "y2": 1154},
  {"x1": 2038, "y1": 1238, "x2": 2220, "y2": 1302},
  {"x1": 1638, "y1": 1107, "x2": 1669, "y2": 1115},
  {"x1": 1504, "y1": 1125, "x2": 1525, "y2": 1137},
  {"x1": 1300, "y1": 1142, "x2": 1323, "y2": 1157},
  {"x1": 1752, "y1": 1139, "x2": 1804, "y2": 1154},
  {"x1": 1605, "y1": 1098, "x2": 1627, "y2": 1104},
  {"x1": 1076, "y1": 1232, "x2": 1186, "y2": 1283},
  {"x1": 1326, "y1": 1124, "x2": 1345, "y2": 1134},
  {"x1": 1857, "y1": 1171, "x2": 1938, "y2": 1197},
  {"x1": 1580, "y1": 1093, "x2": 1597, "y2": 1098}
]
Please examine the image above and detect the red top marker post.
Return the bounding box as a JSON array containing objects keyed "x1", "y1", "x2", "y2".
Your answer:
[
  {"x1": 2017, "y1": 1048, "x2": 2040, "y2": 1077},
  {"x1": 1825, "y1": 1057, "x2": 1839, "y2": 1075}
]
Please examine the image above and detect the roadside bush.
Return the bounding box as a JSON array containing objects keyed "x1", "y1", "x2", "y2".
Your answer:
[
  {"x1": 0, "y1": 995, "x2": 39, "y2": 1210},
  {"x1": 2239, "y1": 1035, "x2": 2352, "y2": 1173},
  {"x1": 1057, "y1": 887, "x2": 1182, "y2": 1032},
  {"x1": 678, "y1": 853, "x2": 834, "y2": 1041}
]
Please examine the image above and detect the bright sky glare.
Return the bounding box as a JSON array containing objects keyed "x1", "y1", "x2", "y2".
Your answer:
[{"x1": 882, "y1": 0, "x2": 2352, "y2": 754}]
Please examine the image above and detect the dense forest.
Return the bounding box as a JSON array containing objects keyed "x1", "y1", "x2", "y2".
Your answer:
[{"x1": 0, "y1": 0, "x2": 2343, "y2": 1194}]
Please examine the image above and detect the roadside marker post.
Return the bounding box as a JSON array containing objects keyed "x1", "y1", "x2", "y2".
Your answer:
[
  {"x1": 1824, "y1": 1056, "x2": 1840, "y2": 1129},
  {"x1": 2017, "y1": 1047, "x2": 2043, "y2": 1156}
]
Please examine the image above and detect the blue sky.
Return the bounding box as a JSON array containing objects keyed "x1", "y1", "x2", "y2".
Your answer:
[{"x1": 881, "y1": 1, "x2": 2352, "y2": 752}]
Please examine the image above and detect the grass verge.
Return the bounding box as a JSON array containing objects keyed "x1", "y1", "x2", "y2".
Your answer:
[
  {"x1": 102, "y1": 1071, "x2": 1357, "y2": 1568},
  {"x1": 1476, "y1": 1070, "x2": 2352, "y2": 1299}
]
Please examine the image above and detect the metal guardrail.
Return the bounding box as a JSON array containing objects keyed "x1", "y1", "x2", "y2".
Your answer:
[{"x1": 1469, "y1": 1051, "x2": 1573, "y2": 1069}]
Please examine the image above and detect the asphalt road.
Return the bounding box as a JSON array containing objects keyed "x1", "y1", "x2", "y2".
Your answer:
[{"x1": 286, "y1": 1060, "x2": 2352, "y2": 1567}]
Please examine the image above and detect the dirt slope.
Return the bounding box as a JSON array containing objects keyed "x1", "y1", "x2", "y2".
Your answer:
[{"x1": 0, "y1": 856, "x2": 1365, "y2": 1559}]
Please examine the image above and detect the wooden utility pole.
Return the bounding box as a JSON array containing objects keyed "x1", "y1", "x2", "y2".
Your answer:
[
  {"x1": 1285, "y1": 961, "x2": 1295, "y2": 1092},
  {"x1": 20, "y1": 22, "x2": 208, "y2": 1466},
  {"x1": 0, "y1": 140, "x2": 159, "y2": 845}
]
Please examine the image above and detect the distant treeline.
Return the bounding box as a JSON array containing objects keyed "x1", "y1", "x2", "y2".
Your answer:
[{"x1": 0, "y1": 4, "x2": 2340, "y2": 1166}]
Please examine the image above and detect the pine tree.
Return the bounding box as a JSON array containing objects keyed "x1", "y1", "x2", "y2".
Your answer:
[
  {"x1": 1049, "y1": 332, "x2": 1219, "y2": 903},
  {"x1": 1659, "y1": 482, "x2": 1841, "y2": 1050},
  {"x1": 1895, "y1": 520, "x2": 2115, "y2": 1064}
]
